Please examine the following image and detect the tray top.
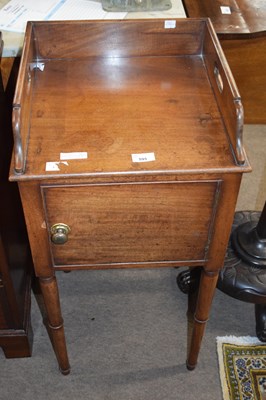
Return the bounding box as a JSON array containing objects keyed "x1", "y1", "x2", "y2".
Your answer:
[
  {"x1": 10, "y1": 19, "x2": 250, "y2": 180},
  {"x1": 20, "y1": 55, "x2": 236, "y2": 178}
]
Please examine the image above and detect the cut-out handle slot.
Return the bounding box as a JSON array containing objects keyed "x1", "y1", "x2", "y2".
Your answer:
[
  {"x1": 12, "y1": 105, "x2": 24, "y2": 174},
  {"x1": 214, "y1": 64, "x2": 223, "y2": 93}
]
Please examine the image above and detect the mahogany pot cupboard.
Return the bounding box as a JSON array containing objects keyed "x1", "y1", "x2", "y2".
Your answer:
[{"x1": 9, "y1": 19, "x2": 251, "y2": 374}]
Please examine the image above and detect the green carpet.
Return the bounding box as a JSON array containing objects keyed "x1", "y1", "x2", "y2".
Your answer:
[{"x1": 217, "y1": 336, "x2": 266, "y2": 400}]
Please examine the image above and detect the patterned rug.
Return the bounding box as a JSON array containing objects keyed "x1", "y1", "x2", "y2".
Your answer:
[{"x1": 217, "y1": 336, "x2": 266, "y2": 400}]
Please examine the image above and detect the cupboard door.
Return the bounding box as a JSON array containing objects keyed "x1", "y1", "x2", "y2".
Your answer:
[{"x1": 43, "y1": 181, "x2": 219, "y2": 267}]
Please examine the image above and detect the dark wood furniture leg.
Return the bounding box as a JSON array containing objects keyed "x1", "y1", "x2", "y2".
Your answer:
[
  {"x1": 177, "y1": 267, "x2": 201, "y2": 318},
  {"x1": 255, "y1": 304, "x2": 266, "y2": 342}
]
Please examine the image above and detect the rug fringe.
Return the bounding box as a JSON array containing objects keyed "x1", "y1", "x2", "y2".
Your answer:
[
  {"x1": 217, "y1": 337, "x2": 231, "y2": 400},
  {"x1": 217, "y1": 335, "x2": 263, "y2": 345}
]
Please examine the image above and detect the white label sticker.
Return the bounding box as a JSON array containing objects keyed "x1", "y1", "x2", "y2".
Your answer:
[
  {"x1": 220, "y1": 6, "x2": 231, "y2": 14},
  {"x1": 131, "y1": 152, "x2": 156, "y2": 163},
  {"x1": 45, "y1": 161, "x2": 68, "y2": 171},
  {"x1": 60, "y1": 152, "x2": 88, "y2": 160},
  {"x1": 164, "y1": 20, "x2": 176, "y2": 29}
]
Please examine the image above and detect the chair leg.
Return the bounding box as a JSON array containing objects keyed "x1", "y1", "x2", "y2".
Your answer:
[{"x1": 255, "y1": 304, "x2": 266, "y2": 342}]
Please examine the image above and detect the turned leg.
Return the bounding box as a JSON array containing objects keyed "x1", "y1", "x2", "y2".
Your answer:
[
  {"x1": 186, "y1": 269, "x2": 219, "y2": 370},
  {"x1": 39, "y1": 276, "x2": 70, "y2": 375}
]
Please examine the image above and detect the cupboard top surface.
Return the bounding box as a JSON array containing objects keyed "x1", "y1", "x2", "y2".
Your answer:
[
  {"x1": 10, "y1": 19, "x2": 250, "y2": 181},
  {"x1": 25, "y1": 56, "x2": 235, "y2": 177}
]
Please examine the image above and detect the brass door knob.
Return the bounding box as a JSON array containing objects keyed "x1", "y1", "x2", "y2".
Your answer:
[{"x1": 50, "y1": 223, "x2": 71, "y2": 245}]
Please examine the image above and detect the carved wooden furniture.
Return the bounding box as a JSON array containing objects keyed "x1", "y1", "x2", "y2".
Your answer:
[
  {"x1": 9, "y1": 19, "x2": 251, "y2": 374},
  {"x1": 178, "y1": 205, "x2": 266, "y2": 341},
  {"x1": 218, "y1": 202, "x2": 266, "y2": 341},
  {"x1": 0, "y1": 32, "x2": 33, "y2": 358},
  {"x1": 181, "y1": 0, "x2": 266, "y2": 124}
]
